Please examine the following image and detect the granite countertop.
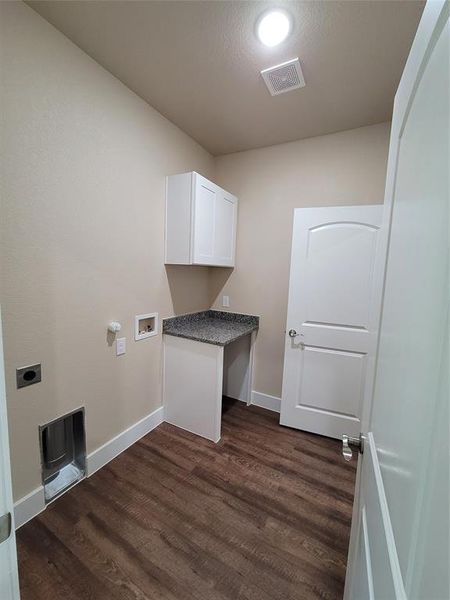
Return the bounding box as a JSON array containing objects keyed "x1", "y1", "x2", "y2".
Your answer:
[{"x1": 163, "y1": 310, "x2": 259, "y2": 346}]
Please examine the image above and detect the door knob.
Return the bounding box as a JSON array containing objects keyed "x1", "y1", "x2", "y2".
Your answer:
[
  {"x1": 342, "y1": 434, "x2": 364, "y2": 461},
  {"x1": 288, "y1": 329, "x2": 298, "y2": 337}
]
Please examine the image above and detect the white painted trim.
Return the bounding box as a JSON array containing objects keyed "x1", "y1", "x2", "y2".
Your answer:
[
  {"x1": 368, "y1": 433, "x2": 407, "y2": 599},
  {"x1": 251, "y1": 390, "x2": 281, "y2": 413},
  {"x1": 0, "y1": 306, "x2": 20, "y2": 595},
  {"x1": 14, "y1": 486, "x2": 45, "y2": 529},
  {"x1": 86, "y1": 406, "x2": 164, "y2": 476}
]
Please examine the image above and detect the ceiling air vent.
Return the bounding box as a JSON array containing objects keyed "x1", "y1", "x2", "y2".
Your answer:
[{"x1": 261, "y1": 58, "x2": 305, "y2": 96}]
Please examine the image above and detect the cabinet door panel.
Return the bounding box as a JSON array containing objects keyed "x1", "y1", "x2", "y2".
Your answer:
[
  {"x1": 192, "y1": 173, "x2": 237, "y2": 267},
  {"x1": 193, "y1": 177, "x2": 216, "y2": 263},
  {"x1": 214, "y1": 193, "x2": 236, "y2": 266}
]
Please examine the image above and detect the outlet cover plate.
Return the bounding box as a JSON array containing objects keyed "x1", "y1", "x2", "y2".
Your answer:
[
  {"x1": 16, "y1": 364, "x2": 42, "y2": 389},
  {"x1": 116, "y1": 338, "x2": 126, "y2": 356}
]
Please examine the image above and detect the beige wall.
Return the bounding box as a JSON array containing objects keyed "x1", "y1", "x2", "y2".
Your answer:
[
  {"x1": 0, "y1": 2, "x2": 214, "y2": 501},
  {"x1": 1, "y1": 2, "x2": 391, "y2": 504},
  {"x1": 211, "y1": 123, "x2": 391, "y2": 398}
]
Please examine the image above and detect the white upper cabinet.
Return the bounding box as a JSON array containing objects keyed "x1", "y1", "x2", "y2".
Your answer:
[{"x1": 165, "y1": 172, "x2": 238, "y2": 267}]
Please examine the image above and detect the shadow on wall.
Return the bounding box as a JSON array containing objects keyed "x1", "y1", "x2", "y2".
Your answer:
[
  {"x1": 165, "y1": 265, "x2": 214, "y2": 315},
  {"x1": 209, "y1": 267, "x2": 233, "y2": 306}
]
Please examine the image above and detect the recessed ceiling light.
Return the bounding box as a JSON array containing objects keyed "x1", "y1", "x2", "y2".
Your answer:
[{"x1": 257, "y1": 9, "x2": 292, "y2": 47}]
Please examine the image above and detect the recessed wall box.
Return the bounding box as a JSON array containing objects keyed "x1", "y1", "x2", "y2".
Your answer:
[
  {"x1": 16, "y1": 363, "x2": 42, "y2": 389},
  {"x1": 39, "y1": 408, "x2": 86, "y2": 503},
  {"x1": 135, "y1": 313, "x2": 158, "y2": 341}
]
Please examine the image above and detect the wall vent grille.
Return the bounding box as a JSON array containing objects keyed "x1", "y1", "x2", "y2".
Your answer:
[{"x1": 261, "y1": 58, "x2": 305, "y2": 96}]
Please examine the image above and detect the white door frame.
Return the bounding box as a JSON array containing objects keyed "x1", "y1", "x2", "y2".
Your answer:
[
  {"x1": 0, "y1": 307, "x2": 20, "y2": 600},
  {"x1": 344, "y1": 1, "x2": 450, "y2": 597}
]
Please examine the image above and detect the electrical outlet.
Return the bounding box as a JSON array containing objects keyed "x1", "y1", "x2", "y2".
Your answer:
[
  {"x1": 222, "y1": 295, "x2": 230, "y2": 308},
  {"x1": 116, "y1": 337, "x2": 126, "y2": 356}
]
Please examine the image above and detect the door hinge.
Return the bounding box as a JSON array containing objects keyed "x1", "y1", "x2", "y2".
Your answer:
[
  {"x1": 0, "y1": 512, "x2": 12, "y2": 544},
  {"x1": 342, "y1": 434, "x2": 364, "y2": 462}
]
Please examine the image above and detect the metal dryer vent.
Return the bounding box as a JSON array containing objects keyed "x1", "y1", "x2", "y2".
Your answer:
[{"x1": 40, "y1": 408, "x2": 86, "y2": 503}]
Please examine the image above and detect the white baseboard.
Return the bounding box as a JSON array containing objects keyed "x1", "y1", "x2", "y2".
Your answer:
[
  {"x1": 233, "y1": 391, "x2": 281, "y2": 412},
  {"x1": 14, "y1": 405, "x2": 164, "y2": 529},
  {"x1": 15, "y1": 398, "x2": 283, "y2": 528},
  {"x1": 251, "y1": 391, "x2": 281, "y2": 413},
  {"x1": 14, "y1": 486, "x2": 45, "y2": 529},
  {"x1": 86, "y1": 405, "x2": 164, "y2": 476}
]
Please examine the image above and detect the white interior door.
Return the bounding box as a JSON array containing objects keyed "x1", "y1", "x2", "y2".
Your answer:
[
  {"x1": 345, "y1": 2, "x2": 449, "y2": 598},
  {"x1": 280, "y1": 205, "x2": 384, "y2": 439},
  {"x1": 0, "y1": 309, "x2": 20, "y2": 600}
]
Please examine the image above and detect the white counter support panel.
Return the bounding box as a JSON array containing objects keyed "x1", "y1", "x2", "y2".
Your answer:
[
  {"x1": 163, "y1": 331, "x2": 256, "y2": 442},
  {"x1": 163, "y1": 335, "x2": 223, "y2": 442}
]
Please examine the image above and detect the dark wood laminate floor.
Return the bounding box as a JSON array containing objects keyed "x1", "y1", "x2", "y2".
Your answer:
[{"x1": 17, "y1": 399, "x2": 356, "y2": 600}]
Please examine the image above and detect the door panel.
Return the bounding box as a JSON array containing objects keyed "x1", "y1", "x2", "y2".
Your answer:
[
  {"x1": 213, "y1": 192, "x2": 236, "y2": 265},
  {"x1": 352, "y1": 508, "x2": 374, "y2": 600},
  {"x1": 344, "y1": 3, "x2": 449, "y2": 599},
  {"x1": 305, "y1": 223, "x2": 378, "y2": 329},
  {"x1": 409, "y1": 327, "x2": 449, "y2": 599},
  {"x1": 193, "y1": 175, "x2": 216, "y2": 263},
  {"x1": 370, "y1": 15, "x2": 449, "y2": 583},
  {"x1": 281, "y1": 205, "x2": 383, "y2": 439},
  {"x1": 361, "y1": 435, "x2": 399, "y2": 600},
  {"x1": 192, "y1": 174, "x2": 237, "y2": 267},
  {"x1": 299, "y1": 346, "x2": 365, "y2": 417}
]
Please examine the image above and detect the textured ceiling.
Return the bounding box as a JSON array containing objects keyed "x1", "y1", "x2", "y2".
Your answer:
[{"x1": 27, "y1": 0, "x2": 424, "y2": 156}]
